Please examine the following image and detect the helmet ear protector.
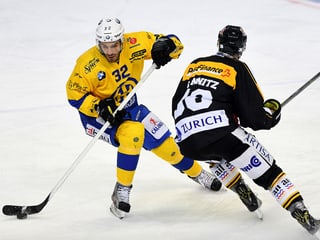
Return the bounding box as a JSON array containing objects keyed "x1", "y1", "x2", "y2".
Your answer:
[
  {"x1": 218, "y1": 25, "x2": 247, "y2": 56},
  {"x1": 96, "y1": 18, "x2": 124, "y2": 50}
]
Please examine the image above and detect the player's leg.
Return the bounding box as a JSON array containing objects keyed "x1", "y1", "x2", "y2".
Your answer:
[
  {"x1": 152, "y1": 137, "x2": 222, "y2": 191},
  {"x1": 108, "y1": 120, "x2": 145, "y2": 218},
  {"x1": 137, "y1": 104, "x2": 222, "y2": 191},
  {"x1": 230, "y1": 127, "x2": 320, "y2": 234},
  {"x1": 82, "y1": 115, "x2": 145, "y2": 218},
  {"x1": 209, "y1": 159, "x2": 262, "y2": 213}
]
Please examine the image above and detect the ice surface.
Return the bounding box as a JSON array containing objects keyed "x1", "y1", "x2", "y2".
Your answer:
[{"x1": 1, "y1": 0, "x2": 320, "y2": 239}]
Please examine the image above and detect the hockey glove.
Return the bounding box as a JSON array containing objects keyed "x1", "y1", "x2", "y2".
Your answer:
[
  {"x1": 151, "y1": 37, "x2": 176, "y2": 68},
  {"x1": 96, "y1": 98, "x2": 126, "y2": 126},
  {"x1": 263, "y1": 98, "x2": 281, "y2": 127}
]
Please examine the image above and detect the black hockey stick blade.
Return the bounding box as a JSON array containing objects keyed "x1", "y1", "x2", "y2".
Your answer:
[{"x1": 2, "y1": 194, "x2": 50, "y2": 216}]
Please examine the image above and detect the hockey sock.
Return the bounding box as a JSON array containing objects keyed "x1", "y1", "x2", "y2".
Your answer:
[
  {"x1": 209, "y1": 159, "x2": 242, "y2": 189},
  {"x1": 151, "y1": 137, "x2": 202, "y2": 177},
  {"x1": 117, "y1": 152, "x2": 139, "y2": 186},
  {"x1": 269, "y1": 172, "x2": 302, "y2": 210}
]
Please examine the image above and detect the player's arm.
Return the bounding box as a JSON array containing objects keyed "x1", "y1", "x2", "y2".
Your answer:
[
  {"x1": 66, "y1": 64, "x2": 99, "y2": 117},
  {"x1": 151, "y1": 33, "x2": 184, "y2": 68},
  {"x1": 234, "y1": 63, "x2": 281, "y2": 130}
]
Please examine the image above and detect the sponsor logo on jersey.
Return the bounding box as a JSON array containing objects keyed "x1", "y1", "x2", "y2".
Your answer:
[
  {"x1": 214, "y1": 161, "x2": 235, "y2": 181},
  {"x1": 97, "y1": 71, "x2": 106, "y2": 80},
  {"x1": 175, "y1": 110, "x2": 229, "y2": 142},
  {"x1": 142, "y1": 112, "x2": 168, "y2": 140},
  {"x1": 84, "y1": 57, "x2": 100, "y2": 74},
  {"x1": 272, "y1": 185, "x2": 286, "y2": 200},
  {"x1": 130, "y1": 49, "x2": 146, "y2": 60},
  {"x1": 187, "y1": 64, "x2": 224, "y2": 76},
  {"x1": 149, "y1": 117, "x2": 164, "y2": 134},
  {"x1": 272, "y1": 178, "x2": 294, "y2": 200},
  {"x1": 86, "y1": 126, "x2": 96, "y2": 136},
  {"x1": 245, "y1": 133, "x2": 273, "y2": 163},
  {"x1": 271, "y1": 176, "x2": 297, "y2": 207},
  {"x1": 182, "y1": 62, "x2": 236, "y2": 87},
  {"x1": 240, "y1": 155, "x2": 262, "y2": 172},
  {"x1": 129, "y1": 37, "x2": 137, "y2": 44},
  {"x1": 126, "y1": 37, "x2": 141, "y2": 48},
  {"x1": 67, "y1": 79, "x2": 88, "y2": 92},
  {"x1": 113, "y1": 78, "x2": 139, "y2": 105},
  {"x1": 86, "y1": 124, "x2": 112, "y2": 144}
]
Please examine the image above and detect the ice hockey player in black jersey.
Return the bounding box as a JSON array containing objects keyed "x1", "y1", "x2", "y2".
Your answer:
[{"x1": 171, "y1": 25, "x2": 320, "y2": 235}]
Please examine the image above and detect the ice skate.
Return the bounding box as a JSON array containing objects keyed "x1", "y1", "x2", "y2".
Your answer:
[
  {"x1": 191, "y1": 169, "x2": 223, "y2": 191},
  {"x1": 231, "y1": 178, "x2": 263, "y2": 219},
  {"x1": 109, "y1": 182, "x2": 132, "y2": 219},
  {"x1": 289, "y1": 201, "x2": 320, "y2": 236}
]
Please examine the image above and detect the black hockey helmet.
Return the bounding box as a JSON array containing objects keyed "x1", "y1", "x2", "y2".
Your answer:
[{"x1": 218, "y1": 25, "x2": 247, "y2": 56}]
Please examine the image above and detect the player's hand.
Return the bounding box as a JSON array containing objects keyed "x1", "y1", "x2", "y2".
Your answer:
[
  {"x1": 96, "y1": 98, "x2": 126, "y2": 125},
  {"x1": 151, "y1": 37, "x2": 176, "y2": 68},
  {"x1": 263, "y1": 98, "x2": 281, "y2": 127}
]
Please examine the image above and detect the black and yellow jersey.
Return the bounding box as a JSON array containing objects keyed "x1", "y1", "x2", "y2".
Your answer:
[{"x1": 172, "y1": 53, "x2": 274, "y2": 156}]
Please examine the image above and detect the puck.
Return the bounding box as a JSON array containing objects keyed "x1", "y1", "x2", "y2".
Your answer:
[{"x1": 17, "y1": 212, "x2": 28, "y2": 219}]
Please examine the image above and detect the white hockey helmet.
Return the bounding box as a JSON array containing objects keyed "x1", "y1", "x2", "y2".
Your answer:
[{"x1": 96, "y1": 18, "x2": 124, "y2": 45}]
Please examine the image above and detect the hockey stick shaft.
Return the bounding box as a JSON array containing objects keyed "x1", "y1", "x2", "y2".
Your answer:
[
  {"x1": 2, "y1": 63, "x2": 157, "y2": 216},
  {"x1": 281, "y1": 72, "x2": 320, "y2": 107}
]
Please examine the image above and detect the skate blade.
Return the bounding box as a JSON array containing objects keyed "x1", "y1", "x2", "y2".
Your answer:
[
  {"x1": 110, "y1": 203, "x2": 126, "y2": 219},
  {"x1": 220, "y1": 186, "x2": 227, "y2": 192},
  {"x1": 254, "y1": 207, "x2": 263, "y2": 220},
  {"x1": 313, "y1": 228, "x2": 320, "y2": 239}
]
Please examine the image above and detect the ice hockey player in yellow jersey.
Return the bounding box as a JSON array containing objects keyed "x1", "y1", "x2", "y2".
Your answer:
[{"x1": 66, "y1": 17, "x2": 222, "y2": 219}]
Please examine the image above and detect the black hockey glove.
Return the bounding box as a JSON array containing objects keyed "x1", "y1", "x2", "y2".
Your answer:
[
  {"x1": 263, "y1": 98, "x2": 281, "y2": 127},
  {"x1": 151, "y1": 37, "x2": 176, "y2": 68},
  {"x1": 95, "y1": 98, "x2": 126, "y2": 126}
]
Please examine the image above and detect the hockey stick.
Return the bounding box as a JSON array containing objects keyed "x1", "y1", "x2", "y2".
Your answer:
[
  {"x1": 2, "y1": 63, "x2": 157, "y2": 219},
  {"x1": 281, "y1": 72, "x2": 320, "y2": 107}
]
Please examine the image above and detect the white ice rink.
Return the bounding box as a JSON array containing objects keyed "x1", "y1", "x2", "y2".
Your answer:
[{"x1": 1, "y1": 0, "x2": 320, "y2": 239}]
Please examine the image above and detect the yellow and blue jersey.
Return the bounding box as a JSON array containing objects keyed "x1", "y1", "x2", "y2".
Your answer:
[{"x1": 66, "y1": 31, "x2": 183, "y2": 117}]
